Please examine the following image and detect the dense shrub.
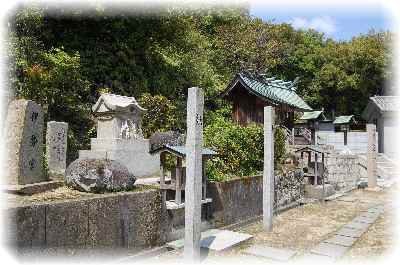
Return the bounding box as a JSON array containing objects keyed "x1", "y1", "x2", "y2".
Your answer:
[
  {"x1": 138, "y1": 93, "x2": 179, "y2": 138},
  {"x1": 204, "y1": 113, "x2": 287, "y2": 181}
]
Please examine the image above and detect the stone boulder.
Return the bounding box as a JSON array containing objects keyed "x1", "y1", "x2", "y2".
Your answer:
[
  {"x1": 65, "y1": 158, "x2": 136, "y2": 193},
  {"x1": 149, "y1": 130, "x2": 185, "y2": 152}
]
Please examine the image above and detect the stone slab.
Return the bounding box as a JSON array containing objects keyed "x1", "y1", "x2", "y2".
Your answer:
[
  {"x1": 323, "y1": 234, "x2": 358, "y2": 247},
  {"x1": 364, "y1": 208, "x2": 384, "y2": 214},
  {"x1": 166, "y1": 229, "x2": 253, "y2": 252},
  {"x1": 166, "y1": 229, "x2": 221, "y2": 250},
  {"x1": 352, "y1": 215, "x2": 378, "y2": 224},
  {"x1": 4, "y1": 180, "x2": 64, "y2": 195},
  {"x1": 344, "y1": 221, "x2": 371, "y2": 230},
  {"x1": 337, "y1": 197, "x2": 357, "y2": 202},
  {"x1": 359, "y1": 212, "x2": 380, "y2": 219},
  {"x1": 244, "y1": 245, "x2": 297, "y2": 261},
  {"x1": 200, "y1": 230, "x2": 253, "y2": 251},
  {"x1": 335, "y1": 227, "x2": 366, "y2": 238},
  {"x1": 310, "y1": 242, "x2": 349, "y2": 259},
  {"x1": 300, "y1": 253, "x2": 336, "y2": 262}
]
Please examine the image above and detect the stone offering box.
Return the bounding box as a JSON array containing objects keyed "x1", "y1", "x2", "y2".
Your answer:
[{"x1": 79, "y1": 93, "x2": 160, "y2": 178}]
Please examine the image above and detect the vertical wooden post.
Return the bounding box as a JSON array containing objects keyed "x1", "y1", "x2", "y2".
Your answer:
[
  {"x1": 160, "y1": 152, "x2": 166, "y2": 203},
  {"x1": 314, "y1": 152, "x2": 318, "y2": 185},
  {"x1": 175, "y1": 157, "x2": 182, "y2": 204}
]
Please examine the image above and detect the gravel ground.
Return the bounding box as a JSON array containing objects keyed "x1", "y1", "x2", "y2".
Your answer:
[{"x1": 152, "y1": 184, "x2": 398, "y2": 264}]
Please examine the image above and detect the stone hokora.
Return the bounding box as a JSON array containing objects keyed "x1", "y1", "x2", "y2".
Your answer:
[
  {"x1": 79, "y1": 93, "x2": 160, "y2": 178},
  {"x1": 4, "y1": 99, "x2": 45, "y2": 185}
]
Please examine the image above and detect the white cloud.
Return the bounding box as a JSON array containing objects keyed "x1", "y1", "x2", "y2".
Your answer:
[{"x1": 290, "y1": 16, "x2": 337, "y2": 35}]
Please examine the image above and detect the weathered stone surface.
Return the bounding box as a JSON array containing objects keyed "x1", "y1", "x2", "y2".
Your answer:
[
  {"x1": 200, "y1": 230, "x2": 253, "y2": 251},
  {"x1": 46, "y1": 121, "x2": 68, "y2": 180},
  {"x1": 4, "y1": 99, "x2": 45, "y2": 185},
  {"x1": 5, "y1": 205, "x2": 46, "y2": 248},
  {"x1": 87, "y1": 196, "x2": 123, "y2": 247},
  {"x1": 184, "y1": 87, "x2": 204, "y2": 261},
  {"x1": 335, "y1": 227, "x2": 365, "y2": 238},
  {"x1": 344, "y1": 221, "x2": 370, "y2": 230},
  {"x1": 45, "y1": 200, "x2": 88, "y2": 247},
  {"x1": 65, "y1": 158, "x2": 136, "y2": 192},
  {"x1": 323, "y1": 234, "x2": 358, "y2": 247},
  {"x1": 149, "y1": 131, "x2": 185, "y2": 152},
  {"x1": 263, "y1": 106, "x2": 274, "y2": 231},
  {"x1": 245, "y1": 245, "x2": 297, "y2": 261},
  {"x1": 7, "y1": 189, "x2": 164, "y2": 251},
  {"x1": 310, "y1": 242, "x2": 349, "y2": 259}
]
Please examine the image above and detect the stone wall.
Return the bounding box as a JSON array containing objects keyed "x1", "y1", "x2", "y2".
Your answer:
[
  {"x1": 4, "y1": 189, "x2": 165, "y2": 252},
  {"x1": 207, "y1": 170, "x2": 304, "y2": 226},
  {"x1": 325, "y1": 153, "x2": 361, "y2": 190}
]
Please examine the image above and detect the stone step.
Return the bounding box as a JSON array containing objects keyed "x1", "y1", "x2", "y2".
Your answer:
[{"x1": 166, "y1": 229, "x2": 253, "y2": 252}]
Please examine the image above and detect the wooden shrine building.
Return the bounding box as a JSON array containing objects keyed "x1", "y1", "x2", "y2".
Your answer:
[{"x1": 220, "y1": 71, "x2": 312, "y2": 128}]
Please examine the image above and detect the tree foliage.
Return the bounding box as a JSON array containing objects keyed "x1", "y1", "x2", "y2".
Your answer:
[{"x1": 7, "y1": 4, "x2": 392, "y2": 172}]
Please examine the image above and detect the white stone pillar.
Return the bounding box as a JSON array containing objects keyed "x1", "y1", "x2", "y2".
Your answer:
[
  {"x1": 184, "y1": 87, "x2": 204, "y2": 262},
  {"x1": 367, "y1": 123, "x2": 377, "y2": 188},
  {"x1": 263, "y1": 106, "x2": 274, "y2": 231}
]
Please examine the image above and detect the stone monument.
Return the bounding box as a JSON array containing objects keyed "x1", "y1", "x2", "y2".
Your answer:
[
  {"x1": 263, "y1": 106, "x2": 274, "y2": 232},
  {"x1": 4, "y1": 99, "x2": 45, "y2": 185},
  {"x1": 184, "y1": 87, "x2": 204, "y2": 262},
  {"x1": 79, "y1": 93, "x2": 159, "y2": 177},
  {"x1": 367, "y1": 123, "x2": 377, "y2": 188},
  {"x1": 46, "y1": 121, "x2": 68, "y2": 180}
]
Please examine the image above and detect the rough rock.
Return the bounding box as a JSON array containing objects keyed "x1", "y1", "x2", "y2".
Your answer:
[
  {"x1": 65, "y1": 159, "x2": 136, "y2": 193},
  {"x1": 149, "y1": 131, "x2": 185, "y2": 152}
]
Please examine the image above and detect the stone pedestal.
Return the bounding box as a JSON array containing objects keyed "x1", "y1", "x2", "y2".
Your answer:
[{"x1": 79, "y1": 138, "x2": 159, "y2": 177}]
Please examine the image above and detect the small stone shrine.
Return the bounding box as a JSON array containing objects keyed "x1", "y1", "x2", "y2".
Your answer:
[
  {"x1": 4, "y1": 99, "x2": 45, "y2": 185},
  {"x1": 79, "y1": 93, "x2": 160, "y2": 177},
  {"x1": 46, "y1": 121, "x2": 68, "y2": 180}
]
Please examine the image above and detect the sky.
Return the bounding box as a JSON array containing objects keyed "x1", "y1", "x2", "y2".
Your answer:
[{"x1": 249, "y1": 1, "x2": 394, "y2": 41}]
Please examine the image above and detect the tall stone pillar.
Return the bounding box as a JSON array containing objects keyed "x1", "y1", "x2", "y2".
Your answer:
[
  {"x1": 184, "y1": 87, "x2": 204, "y2": 262},
  {"x1": 263, "y1": 106, "x2": 274, "y2": 231},
  {"x1": 367, "y1": 123, "x2": 377, "y2": 188}
]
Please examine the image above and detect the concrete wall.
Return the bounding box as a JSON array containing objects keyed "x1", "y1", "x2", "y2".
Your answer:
[
  {"x1": 4, "y1": 189, "x2": 165, "y2": 251},
  {"x1": 317, "y1": 131, "x2": 378, "y2": 154}
]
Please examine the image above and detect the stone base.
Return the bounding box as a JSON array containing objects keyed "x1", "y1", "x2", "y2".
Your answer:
[
  {"x1": 3, "y1": 180, "x2": 64, "y2": 195},
  {"x1": 79, "y1": 138, "x2": 160, "y2": 178},
  {"x1": 305, "y1": 184, "x2": 335, "y2": 200}
]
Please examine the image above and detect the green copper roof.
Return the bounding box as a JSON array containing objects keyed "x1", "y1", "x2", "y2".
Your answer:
[
  {"x1": 300, "y1": 110, "x2": 324, "y2": 120},
  {"x1": 333, "y1": 115, "x2": 355, "y2": 124},
  {"x1": 235, "y1": 73, "x2": 312, "y2": 111}
]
